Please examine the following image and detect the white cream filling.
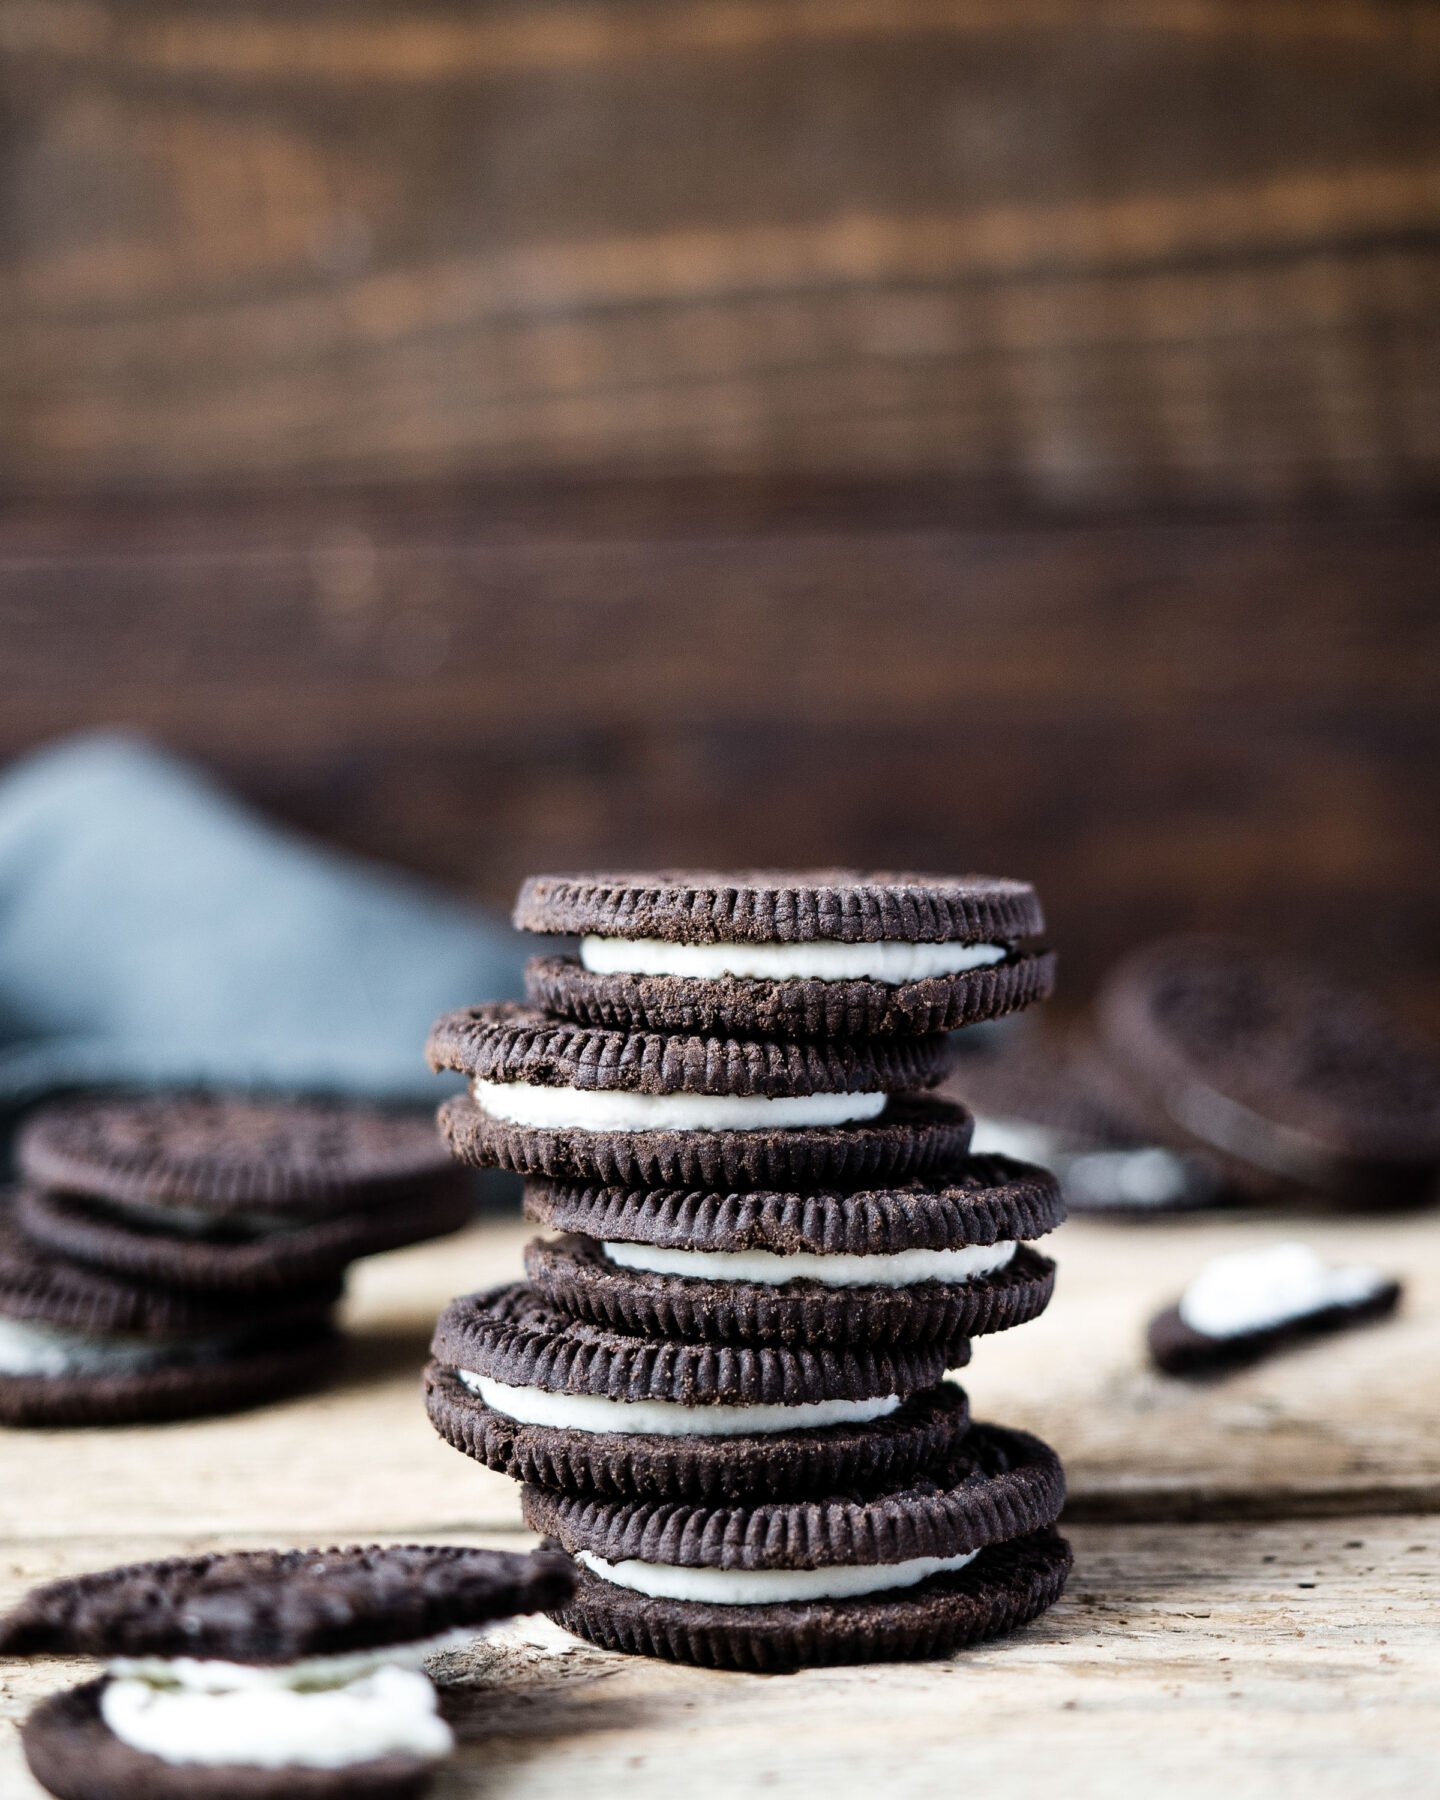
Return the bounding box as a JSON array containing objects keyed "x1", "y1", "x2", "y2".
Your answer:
[
  {"x1": 1177, "y1": 1242, "x2": 1391, "y2": 1339},
  {"x1": 600, "y1": 1238, "x2": 1017, "y2": 1289},
  {"x1": 580, "y1": 934, "x2": 1006, "y2": 984},
  {"x1": 462, "y1": 1371, "x2": 900, "y2": 1437},
  {"x1": 576, "y1": 1546, "x2": 979, "y2": 1605},
  {"x1": 109, "y1": 1627, "x2": 482, "y2": 1693},
  {"x1": 473, "y1": 1078, "x2": 887, "y2": 1134},
  {"x1": 0, "y1": 1316, "x2": 226, "y2": 1379},
  {"x1": 96, "y1": 1195, "x2": 299, "y2": 1240},
  {"x1": 100, "y1": 1663, "x2": 452, "y2": 1771}
]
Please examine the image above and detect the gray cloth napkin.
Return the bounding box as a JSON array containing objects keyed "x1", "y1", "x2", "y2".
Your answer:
[{"x1": 0, "y1": 734, "x2": 524, "y2": 1115}]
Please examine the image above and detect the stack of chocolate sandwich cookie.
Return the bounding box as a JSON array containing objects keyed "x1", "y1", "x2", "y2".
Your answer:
[
  {"x1": 425, "y1": 871, "x2": 1071, "y2": 1670},
  {"x1": 1, "y1": 1095, "x2": 472, "y2": 1426},
  {"x1": 2, "y1": 1542, "x2": 574, "y2": 1799}
]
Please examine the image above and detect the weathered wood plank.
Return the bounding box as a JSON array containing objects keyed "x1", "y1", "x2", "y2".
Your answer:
[
  {"x1": 2, "y1": 1209, "x2": 1435, "y2": 1548},
  {"x1": 972, "y1": 1207, "x2": 1440, "y2": 1520},
  {"x1": 2, "y1": 0, "x2": 1438, "y2": 499},
  {"x1": 2, "y1": 1518, "x2": 1437, "y2": 1800}
]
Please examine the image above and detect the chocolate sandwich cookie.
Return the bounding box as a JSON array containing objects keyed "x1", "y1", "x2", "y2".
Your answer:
[
  {"x1": 1097, "y1": 937, "x2": 1440, "y2": 1206},
  {"x1": 440, "y1": 1091, "x2": 972, "y2": 1192},
  {"x1": 14, "y1": 1177, "x2": 474, "y2": 1296},
  {"x1": 1148, "y1": 1241, "x2": 1402, "y2": 1376},
  {"x1": 520, "y1": 1157, "x2": 1061, "y2": 1347},
  {"x1": 424, "y1": 1282, "x2": 972, "y2": 1502},
  {"x1": 954, "y1": 1034, "x2": 1227, "y2": 1215},
  {"x1": 18, "y1": 1095, "x2": 454, "y2": 1220},
  {"x1": 4, "y1": 1544, "x2": 575, "y2": 1800},
  {"x1": 524, "y1": 1421, "x2": 1070, "y2": 1670},
  {"x1": 515, "y1": 869, "x2": 1052, "y2": 1036},
  {"x1": 0, "y1": 1206, "x2": 341, "y2": 1426},
  {"x1": 431, "y1": 1003, "x2": 964, "y2": 1189}
]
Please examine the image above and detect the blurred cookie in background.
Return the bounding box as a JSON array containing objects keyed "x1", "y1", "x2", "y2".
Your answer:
[
  {"x1": 15, "y1": 1094, "x2": 473, "y2": 1296},
  {"x1": 0, "y1": 1197, "x2": 342, "y2": 1427},
  {"x1": 2, "y1": 1094, "x2": 475, "y2": 1426},
  {"x1": 1096, "y1": 938, "x2": 1440, "y2": 1210},
  {"x1": 949, "y1": 1030, "x2": 1230, "y2": 1217}
]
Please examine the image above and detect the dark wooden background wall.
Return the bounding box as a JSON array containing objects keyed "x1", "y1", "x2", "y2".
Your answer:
[{"x1": 1, "y1": 1, "x2": 1437, "y2": 1024}]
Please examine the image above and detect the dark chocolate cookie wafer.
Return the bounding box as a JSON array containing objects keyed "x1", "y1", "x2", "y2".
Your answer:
[
  {"x1": 524, "y1": 1422, "x2": 1068, "y2": 1670},
  {"x1": 523, "y1": 1157, "x2": 1063, "y2": 1252},
  {"x1": 22, "y1": 1681, "x2": 436, "y2": 1800},
  {"x1": 439, "y1": 1092, "x2": 973, "y2": 1191},
  {"x1": 18, "y1": 1096, "x2": 453, "y2": 1220},
  {"x1": 15, "y1": 1177, "x2": 473, "y2": 1296},
  {"x1": 426, "y1": 1283, "x2": 970, "y2": 1501},
  {"x1": 515, "y1": 869, "x2": 1050, "y2": 1036},
  {"x1": 1097, "y1": 937, "x2": 1440, "y2": 1205},
  {"x1": 527, "y1": 1420, "x2": 1063, "y2": 1565},
  {"x1": 541, "y1": 1526, "x2": 1071, "y2": 1673},
  {"x1": 524, "y1": 1233, "x2": 1056, "y2": 1348},
  {"x1": 514, "y1": 871, "x2": 1045, "y2": 945},
  {"x1": 425, "y1": 1362, "x2": 971, "y2": 1503},
  {"x1": 427, "y1": 1004, "x2": 951, "y2": 1095},
  {"x1": 525, "y1": 951, "x2": 1056, "y2": 1039},
  {"x1": 433, "y1": 1282, "x2": 965, "y2": 1405},
  {"x1": 0, "y1": 1208, "x2": 340, "y2": 1339},
  {"x1": 0, "y1": 1544, "x2": 576, "y2": 1660}
]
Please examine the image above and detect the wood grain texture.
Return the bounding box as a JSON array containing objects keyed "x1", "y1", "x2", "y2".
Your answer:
[
  {"x1": 969, "y1": 1206, "x2": 1440, "y2": 1520},
  {"x1": 1, "y1": 1208, "x2": 1435, "y2": 1546},
  {"x1": 2, "y1": 1519, "x2": 1438, "y2": 1800},
  {"x1": 2, "y1": 0, "x2": 1439, "y2": 499},
  {"x1": 1, "y1": 1210, "x2": 1437, "y2": 1795},
  {"x1": 2, "y1": 492, "x2": 1436, "y2": 1028}
]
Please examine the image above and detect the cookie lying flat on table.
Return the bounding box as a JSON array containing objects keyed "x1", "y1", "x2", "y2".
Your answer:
[
  {"x1": 1148, "y1": 1241, "x2": 1402, "y2": 1376},
  {"x1": 516, "y1": 869, "x2": 1054, "y2": 1036},
  {"x1": 2, "y1": 1544, "x2": 575, "y2": 1800},
  {"x1": 0, "y1": 1204, "x2": 340, "y2": 1426},
  {"x1": 1097, "y1": 937, "x2": 1440, "y2": 1206},
  {"x1": 955, "y1": 1034, "x2": 1227, "y2": 1215},
  {"x1": 425, "y1": 1282, "x2": 971, "y2": 1502},
  {"x1": 524, "y1": 1421, "x2": 1069, "y2": 1670},
  {"x1": 430, "y1": 1003, "x2": 966, "y2": 1189},
  {"x1": 520, "y1": 1157, "x2": 1061, "y2": 1347}
]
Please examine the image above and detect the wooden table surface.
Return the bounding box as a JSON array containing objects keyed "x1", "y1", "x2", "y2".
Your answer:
[{"x1": 3, "y1": 1206, "x2": 1438, "y2": 1796}]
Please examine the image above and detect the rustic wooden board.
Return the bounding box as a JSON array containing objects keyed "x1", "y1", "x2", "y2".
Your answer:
[
  {"x1": 2, "y1": 1, "x2": 1438, "y2": 500},
  {"x1": 971, "y1": 1208, "x2": 1440, "y2": 1520},
  {"x1": 4, "y1": 495, "x2": 1438, "y2": 1032},
  {"x1": 2, "y1": 1211, "x2": 1437, "y2": 1795},
  {"x1": 2, "y1": 1517, "x2": 1437, "y2": 1800},
  {"x1": 2, "y1": 1207, "x2": 1435, "y2": 1547}
]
